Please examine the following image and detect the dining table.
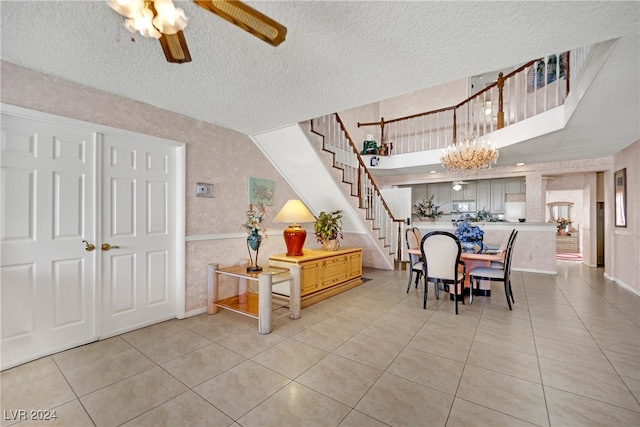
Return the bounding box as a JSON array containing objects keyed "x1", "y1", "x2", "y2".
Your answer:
[{"x1": 407, "y1": 247, "x2": 505, "y2": 298}]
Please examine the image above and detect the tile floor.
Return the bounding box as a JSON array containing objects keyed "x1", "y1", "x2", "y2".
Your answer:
[{"x1": 2, "y1": 261, "x2": 639, "y2": 426}]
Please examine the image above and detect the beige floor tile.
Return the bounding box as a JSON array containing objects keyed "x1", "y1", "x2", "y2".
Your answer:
[
  {"x1": 446, "y1": 398, "x2": 539, "y2": 426},
  {"x1": 161, "y1": 343, "x2": 246, "y2": 388},
  {"x1": 358, "y1": 317, "x2": 418, "y2": 346},
  {"x1": 386, "y1": 346, "x2": 464, "y2": 395},
  {"x1": 590, "y1": 330, "x2": 640, "y2": 357},
  {"x1": 473, "y1": 321, "x2": 536, "y2": 355},
  {"x1": 333, "y1": 333, "x2": 403, "y2": 370},
  {"x1": 237, "y1": 382, "x2": 351, "y2": 427},
  {"x1": 121, "y1": 390, "x2": 234, "y2": 427},
  {"x1": 251, "y1": 338, "x2": 328, "y2": 379},
  {"x1": 80, "y1": 366, "x2": 187, "y2": 427},
  {"x1": 188, "y1": 316, "x2": 253, "y2": 341},
  {"x1": 292, "y1": 321, "x2": 357, "y2": 352},
  {"x1": 193, "y1": 360, "x2": 289, "y2": 420},
  {"x1": 215, "y1": 328, "x2": 286, "y2": 358},
  {"x1": 605, "y1": 350, "x2": 640, "y2": 380},
  {"x1": 52, "y1": 337, "x2": 132, "y2": 372},
  {"x1": 121, "y1": 321, "x2": 186, "y2": 346},
  {"x1": 544, "y1": 386, "x2": 640, "y2": 427},
  {"x1": 12, "y1": 399, "x2": 94, "y2": 427},
  {"x1": 531, "y1": 318, "x2": 597, "y2": 348},
  {"x1": 355, "y1": 372, "x2": 453, "y2": 427},
  {"x1": 534, "y1": 336, "x2": 615, "y2": 373},
  {"x1": 296, "y1": 354, "x2": 382, "y2": 407},
  {"x1": 1, "y1": 359, "x2": 76, "y2": 426},
  {"x1": 63, "y1": 347, "x2": 155, "y2": 396},
  {"x1": 539, "y1": 356, "x2": 640, "y2": 412},
  {"x1": 408, "y1": 329, "x2": 472, "y2": 362},
  {"x1": 338, "y1": 409, "x2": 389, "y2": 427},
  {"x1": 621, "y1": 375, "x2": 640, "y2": 402},
  {"x1": 127, "y1": 328, "x2": 211, "y2": 364},
  {"x1": 457, "y1": 365, "x2": 548, "y2": 426},
  {"x1": 466, "y1": 341, "x2": 541, "y2": 383}
]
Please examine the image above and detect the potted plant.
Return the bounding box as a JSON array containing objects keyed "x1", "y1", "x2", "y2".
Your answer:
[
  {"x1": 314, "y1": 210, "x2": 343, "y2": 250},
  {"x1": 414, "y1": 195, "x2": 443, "y2": 222},
  {"x1": 556, "y1": 217, "x2": 572, "y2": 235}
]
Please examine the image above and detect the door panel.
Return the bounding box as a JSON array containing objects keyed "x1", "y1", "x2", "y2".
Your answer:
[
  {"x1": 1, "y1": 114, "x2": 96, "y2": 369},
  {"x1": 101, "y1": 135, "x2": 176, "y2": 337}
]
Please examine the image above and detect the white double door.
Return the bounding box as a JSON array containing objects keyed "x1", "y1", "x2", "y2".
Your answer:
[{"x1": 1, "y1": 110, "x2": 183, "y2": 369}]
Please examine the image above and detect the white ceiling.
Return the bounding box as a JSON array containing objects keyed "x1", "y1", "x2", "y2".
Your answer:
[{"x1": 1, "y1": 1, "x2": 638, "y2": 169}]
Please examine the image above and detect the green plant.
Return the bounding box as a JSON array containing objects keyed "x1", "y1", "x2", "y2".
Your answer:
[
  {"x1": 556, "y1": 217, "x2": 571, "y2": 231},
  {"x1": 414, "y1": 195, "x2": 443, "y2": 219},
  {"x1": 314, "y1": 210, "x2": 343, "y2": 242}
]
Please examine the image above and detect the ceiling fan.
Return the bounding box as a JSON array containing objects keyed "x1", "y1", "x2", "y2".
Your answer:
[
  {"x1": 106, "y1": 0, "x2": 287, "y2": 64},
  {"x1": 452, "y1": 181, "x2": 470, "y2": 191}
]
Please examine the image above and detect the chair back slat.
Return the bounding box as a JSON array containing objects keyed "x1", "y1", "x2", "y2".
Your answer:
[{"x1": 503, "y1": 230, "x2": 518, "y2": 277}]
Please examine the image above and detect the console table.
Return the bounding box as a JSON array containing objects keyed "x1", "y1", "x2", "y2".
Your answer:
[
  {"x1": 207, "y1": 262, "x2": 301, "y2": 334},
  {"x1": 269, "y1": 247, "x2": 362, "y2": 308}
]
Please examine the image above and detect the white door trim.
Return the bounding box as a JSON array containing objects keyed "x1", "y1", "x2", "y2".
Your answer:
[{"x1": 1, "y1": 104, "x2": 186, "y2": 326}]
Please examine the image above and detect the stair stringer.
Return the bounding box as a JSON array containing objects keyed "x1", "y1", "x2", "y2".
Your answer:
[{"x1": 251, "y1": 123, "x2": 395, "y2": 270}]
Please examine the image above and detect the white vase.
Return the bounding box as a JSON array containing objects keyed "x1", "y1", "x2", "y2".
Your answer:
[{"x1": 322, "y1": 239, "x2": 340, "y2": 251}]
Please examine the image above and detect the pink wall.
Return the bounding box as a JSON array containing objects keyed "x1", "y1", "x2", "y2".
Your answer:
[
  {"x1": 1, "y1": 61, "x2": 300, "y2": 312},
  {"x1": 610, "y1": 140, "x2": 639, "y2": 292}
]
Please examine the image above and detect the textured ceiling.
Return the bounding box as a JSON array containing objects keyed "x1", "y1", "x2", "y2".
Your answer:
[{"x1": 1, "y1": 1, "x2": 638, "y2": 167}]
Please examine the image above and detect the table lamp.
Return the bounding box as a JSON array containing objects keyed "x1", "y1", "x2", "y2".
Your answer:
[{"x1": 273, "y1": 199, "x2": 316, "y2": 256}]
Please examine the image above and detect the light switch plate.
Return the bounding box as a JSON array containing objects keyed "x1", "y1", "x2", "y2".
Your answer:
[{"x1": 196, "y1": 182, "x2": 214, "y2": 198}]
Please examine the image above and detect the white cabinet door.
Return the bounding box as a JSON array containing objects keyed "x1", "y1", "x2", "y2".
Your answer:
[
  {"x1": 476, "y1": 180, "x2": 491, "y2": 212},
  {"x1": 438, "y1": 183, "x2": 452, "y2": 213},
  {"x1": 1, "y1": 114, "x2": 97, "y2": 369},
  {"x1": 490, "y1": 179, "x2": 506, "y2": 213}
]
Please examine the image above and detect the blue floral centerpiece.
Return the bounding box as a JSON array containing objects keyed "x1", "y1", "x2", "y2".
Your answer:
[{"x1": 453, "y1": 214, "x2": 484, "y2": 251}]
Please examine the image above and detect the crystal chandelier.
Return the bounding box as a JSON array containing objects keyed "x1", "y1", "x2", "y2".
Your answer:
[{"x1": 440, "y1": 134, "x2": 499, "y2": 171}]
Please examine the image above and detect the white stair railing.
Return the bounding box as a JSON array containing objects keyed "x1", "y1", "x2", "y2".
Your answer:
[{"x1": 311, "y1": 114, "x2": 404, "y2": 261}]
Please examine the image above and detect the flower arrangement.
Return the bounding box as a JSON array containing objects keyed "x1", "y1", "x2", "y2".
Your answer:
[
  {"x1": 556, "y1": 217, "x2": 571, "y2": 232},
  {"x1": 414, "y1": 195, "x2": 443, "y2": 219},
  {"x1": 244, "y1": 203, "x2": 267, "y2": 237},
  {"x1": 453, "y1": 215, "x2": 484, "y2": 243}
]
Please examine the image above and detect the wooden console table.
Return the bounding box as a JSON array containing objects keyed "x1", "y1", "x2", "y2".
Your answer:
[
  {"x1": 207, "y1": 262, "x2": 301, "y2": 334},
  {"x1": 269, "y1": 247, "x2": 362, "y2": 308}
]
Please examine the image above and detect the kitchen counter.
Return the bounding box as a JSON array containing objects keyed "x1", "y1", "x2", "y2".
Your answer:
[{"x1": 413, "y1": 221, "x2": 556, "y2": 274}]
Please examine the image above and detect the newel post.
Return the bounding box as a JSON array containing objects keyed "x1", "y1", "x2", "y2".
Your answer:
[{"x1": 497, "y1": 72, "x2": 505, "y2": 129}]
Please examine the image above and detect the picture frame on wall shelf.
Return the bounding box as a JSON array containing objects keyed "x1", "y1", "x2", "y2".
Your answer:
[{"x1": 614, "y1": 168, "x2": 627, "y2": 227}]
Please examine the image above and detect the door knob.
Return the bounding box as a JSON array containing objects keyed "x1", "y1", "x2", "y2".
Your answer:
[
  {"x1": 101, "y1": 243, "x2": 120, "y2": 251},
  {"x1": 82, "y1": 240, "x2": 96, "y2": 252}
]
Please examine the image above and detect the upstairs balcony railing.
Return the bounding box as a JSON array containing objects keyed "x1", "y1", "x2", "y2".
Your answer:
[
  {"x1": 358, "y1": 46, "x2": 591, "y2": 155},
  {"x1": 310, "y1": 114, "x2": 404, "y2": 262}
]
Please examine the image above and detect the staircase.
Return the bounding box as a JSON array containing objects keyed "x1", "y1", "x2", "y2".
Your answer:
[{"x1": 251, "y1": 41, "x2": 609, "y2": 270}]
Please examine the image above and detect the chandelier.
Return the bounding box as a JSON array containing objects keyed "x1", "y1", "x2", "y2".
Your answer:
[
  {"x1": 106, "y1": 0, "x2": 188, "y2": 39},
  {"x1": 441, "y1": 134, "x2": 499, "y2": 171}
]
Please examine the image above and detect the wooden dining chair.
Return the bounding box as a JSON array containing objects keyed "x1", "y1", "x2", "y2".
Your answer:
[
  {"x1": 420, "y1": 231, "x2": 466, "y2": 314},
  {"x1": 405, "y1": 227, "x2": 423, "y2": 292},
  {"x1": 469, "y1": 231, "x2": 518, "y2": 310},
  {"x1": 489, "y1": 228, "x2": 517, "y2": 268}
]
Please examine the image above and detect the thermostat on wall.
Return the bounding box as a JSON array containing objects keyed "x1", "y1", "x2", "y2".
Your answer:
[{"x1": 196, "y1": 182, "x2": 214, "y2": 198}]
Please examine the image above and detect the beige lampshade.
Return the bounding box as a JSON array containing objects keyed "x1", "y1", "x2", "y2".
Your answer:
[{"x1": 273, "y1": 200, "x2": 315, "y2": 224}]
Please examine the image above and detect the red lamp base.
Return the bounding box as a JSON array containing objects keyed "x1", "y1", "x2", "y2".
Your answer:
[{"x1": 283, "y1": 225, "x2": 306, "y2": 256}]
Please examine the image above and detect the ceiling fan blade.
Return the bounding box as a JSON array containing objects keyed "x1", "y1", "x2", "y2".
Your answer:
[
  {"x1": 159, "y1": 31, "x2": 192, "y2": 63},
  {"x1": 194, "y1": 0, "x2": 287, "y2": 46}
]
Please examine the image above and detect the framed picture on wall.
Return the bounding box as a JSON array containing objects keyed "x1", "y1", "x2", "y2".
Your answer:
[
  {"x1": 614, "y1": 168, "x2": 627, "y2": 227},
  {"x1": 248, "y1": 177, "x2": 275, "y2": 206}
]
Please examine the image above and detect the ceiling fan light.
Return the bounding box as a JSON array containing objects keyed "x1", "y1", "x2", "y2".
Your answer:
[
  {"x1": 106, "y1": 0, "x2": 144, "y2": 18},
  {"x1": 453, "y1": 183, "x2": 462, "y2": 191},
  {"x1": 153, "y1": 6, "x2": 189, "y2": 35},
  {"x1": 125, "y1": 8, "x2": 161, "y2": 39}
]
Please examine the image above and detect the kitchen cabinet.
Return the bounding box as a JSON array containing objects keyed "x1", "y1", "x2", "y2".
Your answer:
[
  {"x1": 476, "y1": 180, "x2": 491, "y2": 212},
  {"x1": 505, "y1": 177, "x2": 526, "y2": 194},
  {"x1": 438, "y1": 183, "x2": 452, "y2": 213},
  {"x1": 490, "y1": 179, "x2": 506, "y2": 213}
]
